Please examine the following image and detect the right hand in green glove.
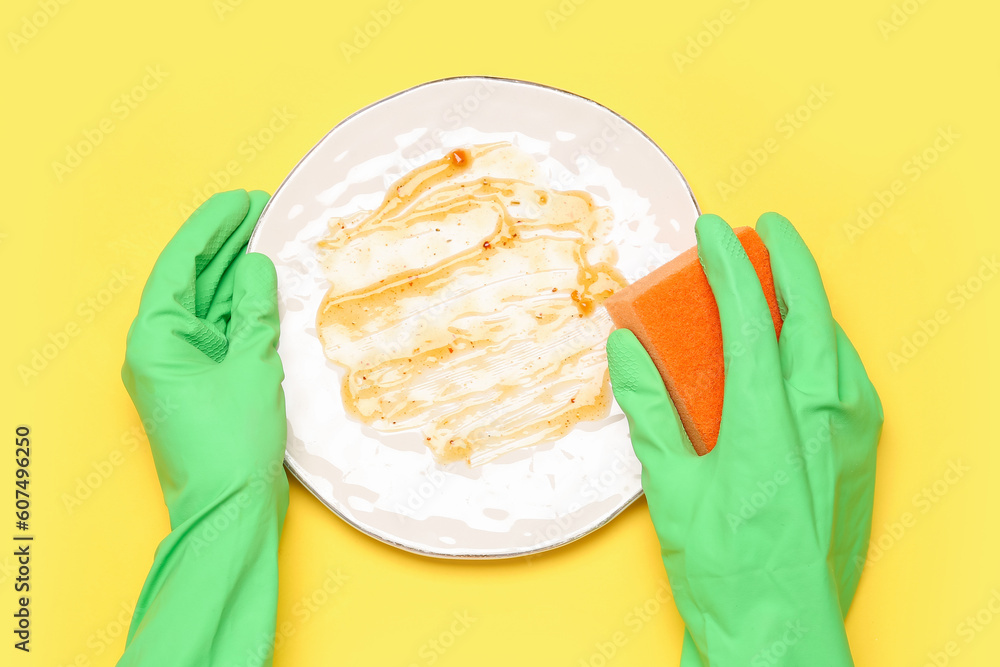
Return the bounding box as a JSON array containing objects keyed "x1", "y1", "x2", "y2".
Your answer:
[
  {"x1": 119, "y1": 189, "x2": 289, "y2": 666},
  {"x1": 606, "y1": 212, "x2": 883, "y2": 666}
]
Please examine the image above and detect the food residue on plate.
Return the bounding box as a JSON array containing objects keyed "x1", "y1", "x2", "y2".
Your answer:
[{"x1": 316, "y1": 142, "x2": 627, "y2": 465}]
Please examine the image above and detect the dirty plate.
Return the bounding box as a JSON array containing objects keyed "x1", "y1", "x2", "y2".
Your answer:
[{"x1": 248, "y1": 76, "x2": 698, "y2": 558}]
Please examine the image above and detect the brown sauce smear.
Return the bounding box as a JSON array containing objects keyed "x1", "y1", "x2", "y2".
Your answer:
[{"x1": 316, "y1": 142, "x2": 627, "y2": 465}]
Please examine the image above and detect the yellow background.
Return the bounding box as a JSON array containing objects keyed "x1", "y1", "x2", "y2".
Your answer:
[{"x1": 3, "y1": 0, "x2": 998, "y2": 665}]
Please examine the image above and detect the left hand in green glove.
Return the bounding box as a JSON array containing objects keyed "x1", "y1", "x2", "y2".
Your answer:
[
  {"x1": 118, "y1": 189, "x2": 290, "y2": 666},
  {"x1": 607, "y1": 212, "x2": 883, "y2": 666}
]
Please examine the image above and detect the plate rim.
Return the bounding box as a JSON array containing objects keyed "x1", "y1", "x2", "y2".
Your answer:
[{"x1": 249, "y1": 74, "x2": 700, "y2": 559}]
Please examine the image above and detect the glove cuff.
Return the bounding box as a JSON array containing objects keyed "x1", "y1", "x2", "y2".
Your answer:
[{"x1": 681, "y1": 561, "x2": 853, "y2": 666}]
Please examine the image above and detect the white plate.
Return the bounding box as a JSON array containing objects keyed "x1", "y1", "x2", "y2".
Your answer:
[{"x1": 248, "y1": 76, "x2": 698, "y2": 558}]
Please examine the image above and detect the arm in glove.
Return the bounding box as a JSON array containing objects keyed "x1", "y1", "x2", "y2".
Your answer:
[
  {"x1": 607, "y1": 213, "x2": 883, "y2": 666},
  {"x1": 118, "y1": 190, "x2": 290, "y2": 667}
]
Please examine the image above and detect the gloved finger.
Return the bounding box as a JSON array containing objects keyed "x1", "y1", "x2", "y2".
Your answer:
[
  {"x1": 125, "y1": 190, "x2": 259, "y2": 368},
  {"x1": 121, "y1": 307, "x2": 227, "y2": 397},
  {"x1": 138, "y1": 190, "x2": 251, "y2": 321},
  {"x1": 695, "y1": 215, "x2": 785, "y2": 457},
  {"x1": 756, "y1": 212, "x2": 838, "y2": 396},
  {"x1": 204, "y1": 244, "x2": 244, "y2": 334},
  {"x1": 607, "y1": 329, "x2": 701, "y2": 514},
  {"x1": 226, "y1": 252, "x2": 281, "y2": 363},
  {"x1": 695, "y1": 214, "x2": 783, "y2": 387},
  {"x1": 195, "y1": 190, "x2": 270, "y2": 320}
]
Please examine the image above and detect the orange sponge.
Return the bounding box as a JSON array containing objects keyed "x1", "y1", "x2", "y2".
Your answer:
[{"x1": 604, "y1": 227, "x2": 783, "y2": 455}]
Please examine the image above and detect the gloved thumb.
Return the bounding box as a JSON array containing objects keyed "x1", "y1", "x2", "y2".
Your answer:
[
  {"x1": 227, "y1": 251, "x2": 280, "y2": 359},
  {"x1": 606, "y1": 328, "x2": 699, "y2": 471}
]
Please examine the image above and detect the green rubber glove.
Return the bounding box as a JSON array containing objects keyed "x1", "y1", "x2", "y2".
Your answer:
[
  {"x1": 672, "y1": 214, "x2": 883, "y2": 665},
  {"x1": 118, "y1": 190, "x2": 290, "y2": 667},
  {"x1": 607, "y1": 212, "x2": 883, "y2": 666}
]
